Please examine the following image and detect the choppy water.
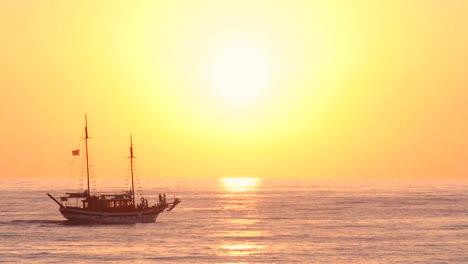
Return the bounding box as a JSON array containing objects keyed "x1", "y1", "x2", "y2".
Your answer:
[{"x1": 1, "y1": 178, "x2": 468, "y2": 263}]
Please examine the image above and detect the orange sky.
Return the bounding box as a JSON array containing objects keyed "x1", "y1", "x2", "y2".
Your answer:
[{"x1": 1, "y1": 1, "x2": 467, "y2": 179}]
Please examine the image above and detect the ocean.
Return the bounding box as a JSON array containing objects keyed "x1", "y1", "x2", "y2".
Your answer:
[{"x1": 1, "y1": 178, "x2": 467, "y2": 263}]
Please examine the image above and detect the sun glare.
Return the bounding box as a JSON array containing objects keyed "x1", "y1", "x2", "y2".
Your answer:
[
  {"x1": 221, "y1": 177, "x2": 260, "y2": 192},
  {"x1": 210, "y1": 45, "x2": 270, "y2": 107}
]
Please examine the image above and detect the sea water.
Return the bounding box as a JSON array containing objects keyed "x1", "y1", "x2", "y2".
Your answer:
[{"x1": 1, "y1": 178, "x2": 467, "y2": 263}]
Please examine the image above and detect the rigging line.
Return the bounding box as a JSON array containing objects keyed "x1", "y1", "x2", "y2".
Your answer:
[
  {"x1": 67, "y1": 156, "x2": 77, "y2": 167},
  {"x1": 67, "y1": 129, "x2": 86, "y2": 192},
  {"x1": 140, "y1": 155, "x2": 175, "y2": 194},
  {"x1": 76, "y1": 128, "x2": 85, "y2": 149},
  {"x1": 67, "y1": 128, "x2": 85, "y2": 167}
]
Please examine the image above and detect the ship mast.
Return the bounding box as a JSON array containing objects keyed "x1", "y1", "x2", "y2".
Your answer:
[
  {"x1": 84, "y1": 115, "x2": 91, "y2": 197},
  {"x1": 130, "y1": 134, "x2": 136, "y2": 208}
]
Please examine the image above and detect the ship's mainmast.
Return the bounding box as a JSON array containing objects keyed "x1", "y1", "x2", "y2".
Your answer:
[
  {"x1": 85, "y1": 115, "x2": 91, "y2": 197},
  {"x1": 130, "y1": 134, "x2": 136, "y2": 208}
]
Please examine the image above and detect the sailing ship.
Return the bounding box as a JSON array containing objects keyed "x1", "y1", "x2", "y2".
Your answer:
[{"x1": 47, "y1": 115, "x2": 180, "y2": 224}]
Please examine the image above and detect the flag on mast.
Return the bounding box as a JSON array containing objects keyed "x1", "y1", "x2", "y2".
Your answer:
[{"x1": 72, "y1": 149, "x2": 80, "y2": 156}]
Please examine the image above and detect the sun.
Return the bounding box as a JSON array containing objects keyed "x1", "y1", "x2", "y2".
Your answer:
[{"x1": 210, "y1": 44, "x2": 270, "y2": 107}]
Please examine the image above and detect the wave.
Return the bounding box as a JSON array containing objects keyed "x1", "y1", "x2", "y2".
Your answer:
[{"x1": 9, "y1": 219, "x2": 68, "y2": 226}]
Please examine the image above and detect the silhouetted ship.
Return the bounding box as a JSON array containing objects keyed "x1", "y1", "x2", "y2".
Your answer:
[{"x1": 47, "y1": 115, "x2": 180, "y2": 223}]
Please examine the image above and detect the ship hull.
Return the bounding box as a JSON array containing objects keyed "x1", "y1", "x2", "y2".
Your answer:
[{"x1": 59, "y1": 207, "x2": 163, "y2": 224}]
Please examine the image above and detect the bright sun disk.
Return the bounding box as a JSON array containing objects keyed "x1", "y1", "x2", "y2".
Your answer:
[{"x1": 210, "y1": 45, "x2": 270, "y2": 107}]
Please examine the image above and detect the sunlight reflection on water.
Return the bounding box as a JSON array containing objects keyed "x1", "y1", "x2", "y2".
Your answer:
[
  {"x1": 220, "y1": 177, "x2": 260, "y2": 192},
  {"x1": 220, "y1": 219, "x2": 260, "y2": 225},
  {"x1": 215, "y1": 230, "x2": 269, "y2": 238},
  {"x1": 216, "y1": 177, "x2": 267, "y2": 257},
  {"x1": 218, "y1": 243, "x2": 266, "y2": 257}
]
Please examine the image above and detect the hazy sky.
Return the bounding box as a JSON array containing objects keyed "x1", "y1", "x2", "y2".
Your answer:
[{"x1": 1, "y1": 1, "x2": 467, "y2": 179}]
